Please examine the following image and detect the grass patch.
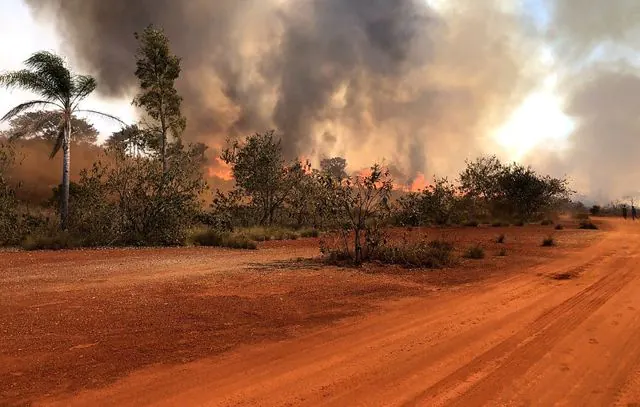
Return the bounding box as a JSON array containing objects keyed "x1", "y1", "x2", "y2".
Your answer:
[
  {"x1": 299, "y1": 228, "x2": 320, "y2": 238},
  {"x1": 579, "y1": 221, "x2": 598, "y2": 230},
  {"x1": 496, "y1": 233, "x2": 506, "y2": 244},
  {"x1": 188, "y1": 229, "x2": 257, "y2": 250},
  {"x1": 21, "y1": 231, "x2": 79, "y2": 251},
  {"x1": 542, "y1": 236, "x2": 556, "y2": 247},
  {"x1": 463, "y1": 245, "x2": 485, "y2": 259},
  {"x1": 238, "y1": 226, "x2": 299, "y2": 242},
  {"x1": 372, "y1": 239, "x2": 456, "y2": 269}
]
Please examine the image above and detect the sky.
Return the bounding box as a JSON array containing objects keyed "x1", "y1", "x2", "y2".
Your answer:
[
  {"x1": 0, "y1": 0, "x2": 637, "y2": 202},
  {"x1": 0, "y1": 0, "x2": 137, "y2": 135}
]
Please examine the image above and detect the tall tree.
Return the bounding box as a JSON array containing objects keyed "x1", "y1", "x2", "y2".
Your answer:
[
  {"x1": 0, "y1": 51, "x2": 123, "y2": 230},
  {"x1": 221, "y1": 131, "x2": 304, "y2": 225},
  {"x1": 4, "y1": 111, "x2": 99, "y2": 144},
  {"x1": 133, "y1": 25, "x2": 186, "y2": 174},
  {"x1": 320, "y1": 157, "x2": 348, "y2": 181}
]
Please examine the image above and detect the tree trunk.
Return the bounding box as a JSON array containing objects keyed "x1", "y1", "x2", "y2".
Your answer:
[
  {"x1": 60, "y1": 118, "x2": 71, "y2": 231},
  {"x1": 161, "y1": 130, "x2": 167, "y2": 174},
  {"x1": 354, "y1": 228, "x2": 362, "y2": 265}
]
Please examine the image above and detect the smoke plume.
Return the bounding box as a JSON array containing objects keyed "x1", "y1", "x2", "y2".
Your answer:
[
  {"x1": 24, "y1": 0, "x2": 542, "y2": 186},
  {"x1": 525, "y1": 0, "x2": 640, "y2": 201}
]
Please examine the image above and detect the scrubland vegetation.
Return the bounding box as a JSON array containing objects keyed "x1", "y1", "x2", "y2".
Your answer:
[{"x1": 0, "y1": 26, "x2": 598, "y2": 268}]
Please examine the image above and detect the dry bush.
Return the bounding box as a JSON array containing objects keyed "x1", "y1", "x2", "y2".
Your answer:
[{"x1": 187, "y1": 228, "x2": 257, "y2": 250}]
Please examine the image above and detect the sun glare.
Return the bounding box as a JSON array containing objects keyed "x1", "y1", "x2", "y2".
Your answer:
[{"x1": 493, "y1": 75, "x2": 574, "y2": 161}]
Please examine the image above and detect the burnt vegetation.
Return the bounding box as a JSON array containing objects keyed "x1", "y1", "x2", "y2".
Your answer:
[{"x1": 0, "y1": 27, "x2": 584, "y2": 267}]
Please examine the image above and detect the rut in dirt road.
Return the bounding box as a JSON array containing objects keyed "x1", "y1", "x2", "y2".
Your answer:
[{"x1": 39, "y1": 219, "x2": 640, "y2": 407}]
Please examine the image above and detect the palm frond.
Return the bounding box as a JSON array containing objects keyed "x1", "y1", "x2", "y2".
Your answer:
[
  {"x1": 71, "y1": 75, "x2": 97, "y2": 105},
  {"x1": 76, "y1": 109, "x2": 127, "y2": 126},
  {"x1": 49, "y1": 119, "x2": 66, "y2": 159},
  {"x1": 24, "y1": 51, "x2": 72, "y2": 98},
  {"x1": 0, "y1": 70, "x2": 65, "y2": 103},
  {"x1": 1, "y1": 100, "x2": 60, "y2": 122}
]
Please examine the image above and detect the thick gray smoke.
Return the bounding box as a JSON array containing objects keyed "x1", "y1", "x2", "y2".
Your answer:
[
  {"x1": 25, "y1": 0, "x2": 541, "y2": 184},
  {"x1": 523, "y1": 0, "x2": 640, "y2": 201}
]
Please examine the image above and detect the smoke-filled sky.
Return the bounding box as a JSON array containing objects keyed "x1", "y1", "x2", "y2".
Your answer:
[{"x1": 1, "y1": 0, "x2": 639, "y2": 202}]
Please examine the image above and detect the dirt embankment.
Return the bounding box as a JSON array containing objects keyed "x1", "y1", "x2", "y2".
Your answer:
[{"x1": 0, "y1": 222, "x2": 617, "y2": 406}]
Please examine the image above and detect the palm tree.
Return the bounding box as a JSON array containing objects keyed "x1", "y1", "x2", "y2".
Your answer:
[{"x1": 0, "y1": 51, "x2": 123, "y2": 230}]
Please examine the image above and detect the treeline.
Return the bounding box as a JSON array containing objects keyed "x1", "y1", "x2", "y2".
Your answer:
[{"x1": 0, "y1": 25, "x2": 573, "y2": 252}]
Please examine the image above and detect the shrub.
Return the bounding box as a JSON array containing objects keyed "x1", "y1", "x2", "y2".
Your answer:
[
  {"x1": 514, "y1": 221, "x2": 525, "y2": 227},
  {"x1": 542, "y1": 236, "x2": 555, "y2": 247},
  {"x1": 541, "y1": 219, "x2": 554, "y2": 226},
  {"x1": 498, "y1": 248, "x2": 507, "y2": 257},
  {"x1": 579, "y1": 221, "x2": 598, "y2": 230},
  {"x1": 463, "y1": 220, "x2": 479, "y2": 227},
  {"x1": 238, "y1": 226, "x2": 300, "y2": 242},
  {"x1": 496, "y1": 234, "x2": 506, "y2": 244},
  {"x1": 299, "y1": 228, "x2": 320, "y2": 238},
  {"x1": 373, "y1": 239, "x2": 456, "y2": 269},
  {"x1": 22, "y1": 231, "x2": 79, "y2": 251},
  {"x1": 464, "y1": 245, "x2": 485, "y2": 259},
  {"x1": 555, "y1": 224, "x2": 564, "y2": 230},
  {"x1": 188, "y1": 229, "x2": 257, "y2": 250},
  {"x1": 492, "y1": 221, "x2": 508, "y2": 227},
  {"x1": 574, "y1": 213, "x2": 590, "y2": 221}
]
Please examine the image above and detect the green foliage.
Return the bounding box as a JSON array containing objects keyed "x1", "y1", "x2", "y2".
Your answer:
[
  {"x1": 396, "y1": 177, "x2": 461, "y2": 226},
  {"x1": 0, "y1": 50, "x2": 122, "y2": 231},
  {"x1": 542, "y1": 236, "x2": 556, "y2": 247},
  {"x1": 464, "y1": 245, "x2": 485, "y2": 259},
  {"x1": 187, "y1": 229, "x2": 257, "y2": 250},
  {"x1": 66, "y1": 143, "x2": 207, "y2": 246},
  {"x1": 459, "y1": 156, "x2": 571, "y2": 223},
  {"x1": 134, "y1": 25, "x2": 186, "y2": 172},
  {"x1": 221, "y1": 131, "x2": 306, "y2": 226},
  {"x1": 322, "y1": 163, "x2": 393, "y2": 265}
]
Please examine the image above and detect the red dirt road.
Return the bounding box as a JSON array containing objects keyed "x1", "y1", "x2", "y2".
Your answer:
[{"x1": 3, "y1": 220, "x2": 640, "y2": 406}]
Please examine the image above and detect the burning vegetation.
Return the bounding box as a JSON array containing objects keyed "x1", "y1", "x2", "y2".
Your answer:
[{"x1": 0, "y1": 21, "x2": 580, "y2": 267}]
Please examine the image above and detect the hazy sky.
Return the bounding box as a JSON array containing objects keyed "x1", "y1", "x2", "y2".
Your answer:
[{"x1": 0, "y1": 0, "x2": 136, "y2": 134}]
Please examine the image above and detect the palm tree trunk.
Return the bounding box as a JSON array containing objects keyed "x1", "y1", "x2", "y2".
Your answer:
[{"x1": 60, "y1": 118, "x2": 71, "y2": 231}]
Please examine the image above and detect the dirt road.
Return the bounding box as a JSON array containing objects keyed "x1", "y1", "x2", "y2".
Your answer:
[{"x1": 23, "y1": 219, "x2": 639, "y2": 406}]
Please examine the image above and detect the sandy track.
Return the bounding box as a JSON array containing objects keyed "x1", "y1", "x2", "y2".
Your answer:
[{"x1": 35, "y1": 219, "x2": 640, "y2": 407}]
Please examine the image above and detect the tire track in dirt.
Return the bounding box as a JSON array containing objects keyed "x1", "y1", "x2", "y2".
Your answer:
[{"x1": 404, "y1": 249, "x2": 637, "y2": 406}]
